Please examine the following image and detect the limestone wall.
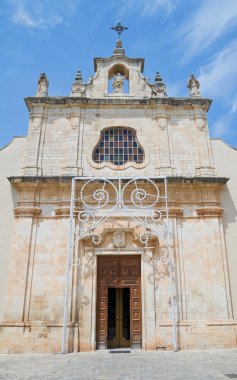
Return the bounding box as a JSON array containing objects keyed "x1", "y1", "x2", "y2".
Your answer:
[
  {"x1": 211, "y1": 139, "x2": 237, "y2": 321},
  {"x1": 0, "y1": 137, "x2": 26, "y2": 320},
  {"x1": 1, "y1": 177, "x2": 235, "y2": 352},
  {"x1": 24, "y1": 101, "x2": 214, "y2": 178}
]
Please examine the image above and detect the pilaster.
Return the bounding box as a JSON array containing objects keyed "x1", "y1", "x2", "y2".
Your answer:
[
  {"x1": 24, "y1": 106, "x2": 48, "y2": 176},
  {"x1": 142, "y1": 245, "x2": 156, "y2": 349}
]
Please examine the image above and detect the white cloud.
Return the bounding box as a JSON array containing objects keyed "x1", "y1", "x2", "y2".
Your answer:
[
  {"x1": 198, "y1": 38, "x2": 237, "y2": 137},
  {"x1": 118, "y1": 0, "x2": 176, "y2": 18},
  {"x1": 198, "y1": 38, "x2": 237, "y2": 100},
  {"x1": 10, "y1": 0, "x2": 79, "y2": 30},
  {"x1": 179, "y1": 0, "x2": 237, "y2": 62},
  {"x1": 231, "y1": 96, "x2": 237, "y2": 114}
]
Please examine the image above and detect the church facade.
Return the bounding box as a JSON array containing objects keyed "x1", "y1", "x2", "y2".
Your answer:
[{"x1": 0, "y1": 37, "x2": 237, "y2": 353}]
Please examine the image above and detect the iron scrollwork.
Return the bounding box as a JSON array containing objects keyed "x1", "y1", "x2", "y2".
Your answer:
[
  {"x1": 74, "y1": 178, "x2": 118, "y2": 244},
  {"x1": 71, "y1": 177, "x2": 170, "y2": 265}
]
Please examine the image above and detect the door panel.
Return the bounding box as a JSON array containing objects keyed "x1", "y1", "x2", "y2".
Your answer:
[
  {"x1": 130, "y1": 286, "x2": 142, "y2": 348},
  {"x1": 107, "y1": 288, "x2": 117, "y2": 345},
  {"x1": 97, "y1": 255, "x2": 141, "y2": 350},
  {"x1": 107, "y1": 288, "x2": 130, "y2": 348}
]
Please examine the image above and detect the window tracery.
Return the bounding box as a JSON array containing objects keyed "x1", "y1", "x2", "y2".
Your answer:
[{"x1": 93, "y1": 128, "x2": 144, "y2": 166}]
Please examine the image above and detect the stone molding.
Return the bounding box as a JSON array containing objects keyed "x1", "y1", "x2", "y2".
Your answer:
[
  {"x1": 23, "y1": 166, "x2": 43, "y2": 176},
  {"x1": 158, "y1": 320, "x2": 237, "y2": 327},
  {"x1": 168, "y1": 207, "x2": 183, "y2": 217},
  {"x1": 61, "y1": 166, "x2": 83, "y2": 176},
  {"x1": 0, "y1": 322, "x2": 26, "y2": 327},
  {"x1": 54, "y1": 207, "x2": 70, "y2": 216},
  {"x1": 88, "y1": 157, "x2": 149, "y2": 170},
  {"x1": 8, "y1": 176, "x2": 229, "y2": 184},
  {"x1": 196, "y1": 207, "x2": 223, "y2": 217},
  {"x1": 25, "y1": 96, "x2": 212, "y2": 112},
  {"x1": 13, "y1": 207, "x2": 42, "y2": 217},
  {"x1": 206, "y1": 320, "x2": 237, "y2": 326}
]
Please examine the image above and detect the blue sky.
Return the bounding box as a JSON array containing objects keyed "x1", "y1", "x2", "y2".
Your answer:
[{"x1": 1, "y1": 0, "x2": 237, "y2": 149}]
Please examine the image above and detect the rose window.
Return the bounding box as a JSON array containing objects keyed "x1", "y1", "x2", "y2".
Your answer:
[{"x1": 93, "y1": 128, "x2": 144, "y2": 166}]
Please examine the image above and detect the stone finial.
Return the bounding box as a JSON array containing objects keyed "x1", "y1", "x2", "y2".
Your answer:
[
  {"x1": 36, "y1": 73, "x2": 49, "y2": 97},
  {"x1": 113, "y1": 39, "x2": 125, "y2": 55},
  {"x1": 155, "y1": 72, "x2": 163, "y2": 83},
  {"x1": 75, "y1": 70, "x2": 83, "y2": 82},
  {"x1": 70, "y1": 70, "x2": 85, "y2": 96},
  {"x1": 116, "y1": 39, "x2": 122, "y2": 49},
  {"x1": 187, "y1": 74, "x2": 200, "y2": 97},
  {"x1": 152, "y1": 72, "x2": 167, "y2": 97}
]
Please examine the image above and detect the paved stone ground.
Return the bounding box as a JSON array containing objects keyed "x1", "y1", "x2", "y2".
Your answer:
[{"x1": 0, "y1": 349, "x2": 237, "y2": 380}]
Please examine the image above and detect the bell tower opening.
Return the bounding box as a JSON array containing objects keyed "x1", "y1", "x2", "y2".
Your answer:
[{"x1": 108, "y1": 63, "x2": 129, "y2": 94}]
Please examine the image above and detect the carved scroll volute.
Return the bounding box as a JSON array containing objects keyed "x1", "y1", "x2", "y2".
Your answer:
[
  {"x1": 157, "y1": 117, "x2": 167, "y2": 130},
  {"x1": 30, "y1": 116, "x2": 42, "y2": 131},
  {"x1": 196, "y1": 118, "x2": 206, "y2": 131},
  {"x1": 70, "y1": 70, "x2": 85, "y2": 96},
  {"x1": 70, "y1": 116, "x2": 79, "y2": 130}
]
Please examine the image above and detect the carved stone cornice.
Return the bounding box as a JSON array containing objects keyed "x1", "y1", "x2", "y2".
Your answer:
[
  {"x1": 167, "y1": 207, "x2": 183, "y2": 217},
  {"x1": 197, "y1": 202, "x2": 220, "y2": 208},
  {"x1": 14, "y1": 207, "x2": 42, "y2": 217},
  {"x1": 8, "y1": 176, "x2": 229, "y2": 185},
  {"x1": 196, "y1": 207, "x2": 223, "y2": 217},
  {"x1": 54, "y1": 207, "x2": 70, "y2": 216},
  {"x1": 24, "y1": 96, "x2": 212, "y2": 112}
]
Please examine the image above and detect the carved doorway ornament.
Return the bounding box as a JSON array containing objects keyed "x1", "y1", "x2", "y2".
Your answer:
[
  {"x1": 113, "y1": 230, "x2": 126, "y2": 248},
  {"x1": 61, "y1": 176, "x2": 177, "y2": 354}
]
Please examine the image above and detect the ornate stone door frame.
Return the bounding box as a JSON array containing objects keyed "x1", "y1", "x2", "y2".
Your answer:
[
  {"x1": 61, "y1": 176, "x2": 177, "y2": 353},
  {"x1": 97, "y1": 255, "x2": 142, "y2": 350}
]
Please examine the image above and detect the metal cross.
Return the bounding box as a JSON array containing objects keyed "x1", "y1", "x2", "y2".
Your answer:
[{"x1": 110, "y1": 22, "x2": 128, "y2": 39}]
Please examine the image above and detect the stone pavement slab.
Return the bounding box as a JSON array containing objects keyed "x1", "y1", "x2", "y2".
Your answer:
[{"x1": 0, "y1": 349, "x2": 237, "y2": 380}]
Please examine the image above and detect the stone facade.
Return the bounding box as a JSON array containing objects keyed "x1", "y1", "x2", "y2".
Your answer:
[
  {"x1": 0, "y1": 137, "x2": 26, "y2": 321},
  {"x1": 0, "y1": 41, "x2": 236, "y2": 353},
  {"x1": 211, "y1": 139, "x2": 237, "y2": 323}
]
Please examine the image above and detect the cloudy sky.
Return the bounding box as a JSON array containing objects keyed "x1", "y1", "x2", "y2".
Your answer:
[{"x1": 1, "y1": 0, "x2": 237, "y2": 148}]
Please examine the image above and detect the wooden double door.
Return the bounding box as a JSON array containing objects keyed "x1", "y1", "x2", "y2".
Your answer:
[{"x1": 96, "y1": 255, "x2": 142, "y2": 350}]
